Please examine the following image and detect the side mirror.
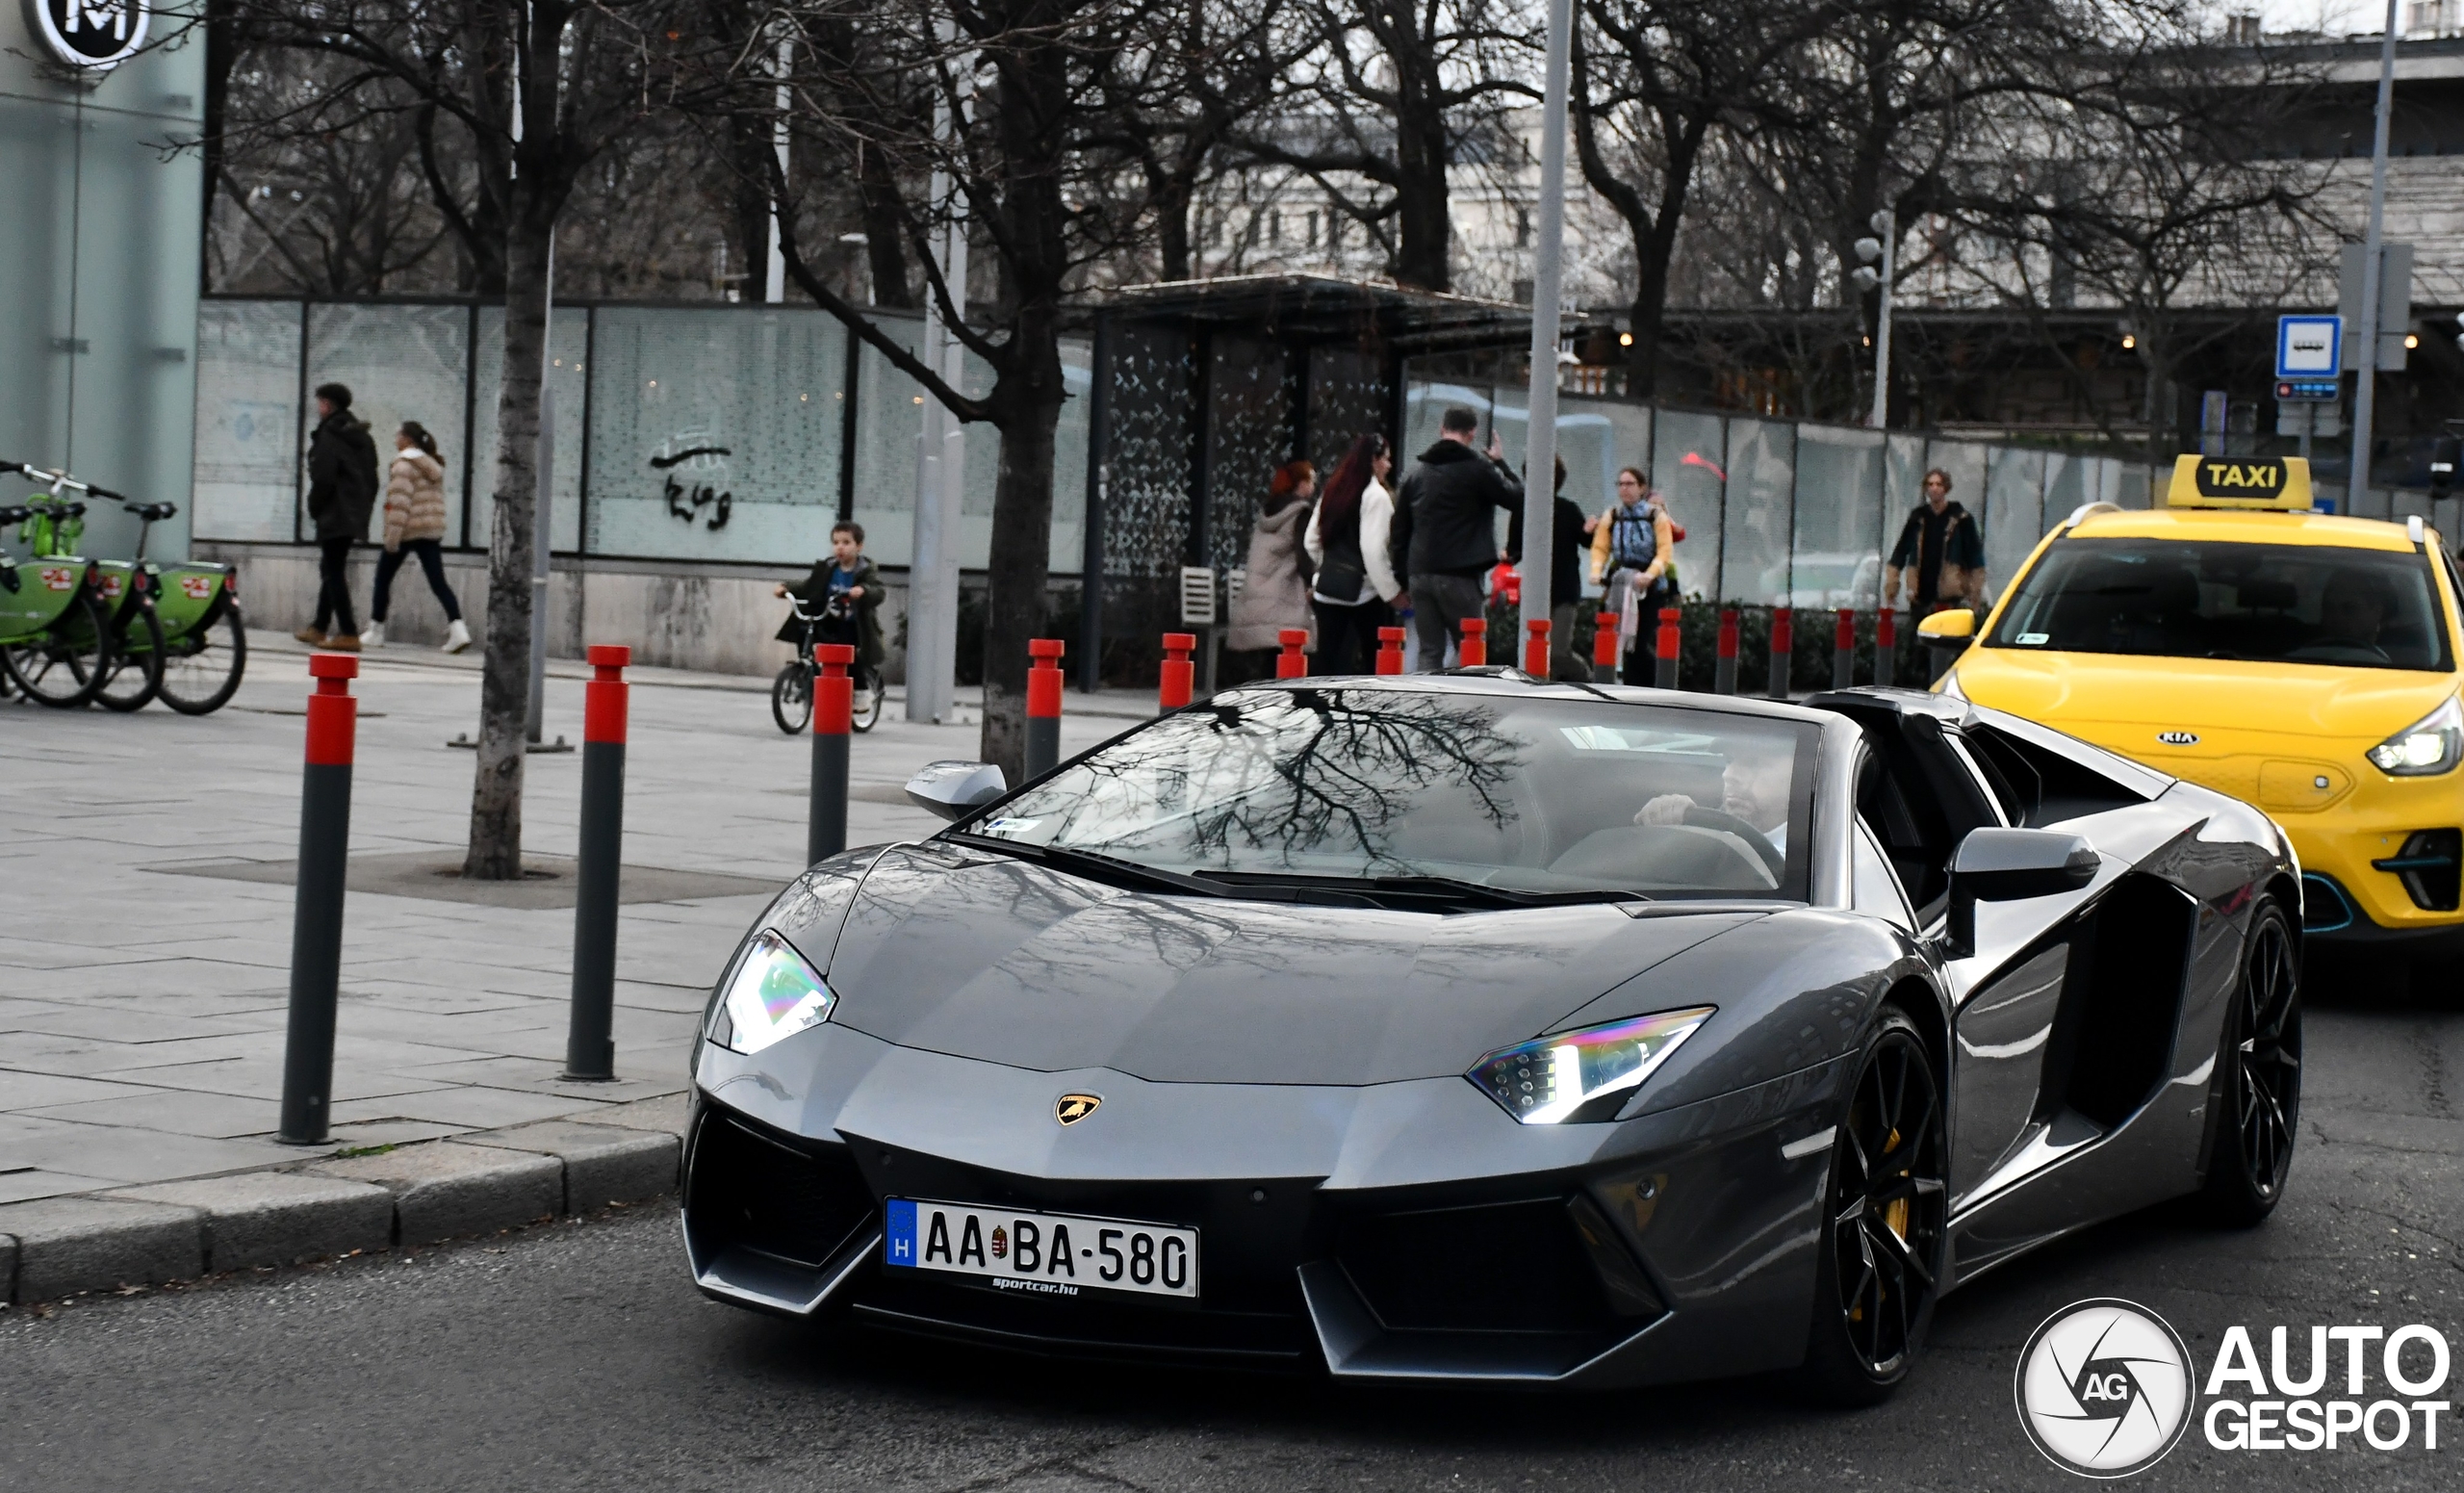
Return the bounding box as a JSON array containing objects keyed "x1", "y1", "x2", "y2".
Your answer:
[
  {"x1": 1915, "y1": 609, "x2": 1975, "y2": 641},
  {"x1": 1945, "y1": 828, "x2": 2098, "y2": 955},
  {"x1": 905, "y1": 759, "x2": 1007, "y2": 821}
]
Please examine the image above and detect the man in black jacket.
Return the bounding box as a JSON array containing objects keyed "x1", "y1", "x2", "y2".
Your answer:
[
  {"x1": 1388, "y1": 405, "x2": 1523, "y2": 669},
  {"x1": 298, "y1": 381, "x2": 381, "y2": 650}
]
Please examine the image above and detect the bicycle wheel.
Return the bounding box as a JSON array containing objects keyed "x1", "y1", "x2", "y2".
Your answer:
[
  {"x1": 852, "y1": 681, "x2": 884, "y2": 734},
  {"x1": 159, "y1": 602, "x2": 248, "y2": 716},
  {"x1": 95, "y1": 603, "x2": 166, "y2": 712},
  {"x1": 2, "y1": 591, "x2": 112, "y2": 708},
  {"x1": 771, "y1": 662, "x2": 813, "y2": 734}
]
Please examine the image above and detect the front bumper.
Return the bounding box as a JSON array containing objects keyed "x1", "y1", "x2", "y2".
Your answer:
[{"x1": 681, "y1": 1026, "x2": 1849, "y2": 1388}]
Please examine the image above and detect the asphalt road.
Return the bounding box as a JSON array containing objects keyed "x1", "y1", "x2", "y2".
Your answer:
[{"x1": 5, "y1": 978, "x2": 2460, "y2": 1493}]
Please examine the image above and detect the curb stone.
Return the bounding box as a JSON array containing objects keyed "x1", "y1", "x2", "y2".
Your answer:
[
  {"x1": 309, "y1": 1142, "x2": 562, "y2": 1244},
  {"x1": 111, "y1": 1173, "x2": 396, "y2": 1272},
  {"x1": 0, "y1": 1197, "x2": 204, "y2": 1301},
  {"x1": 460, "y1": 1121, "x2": 680, "y2": 1213}
]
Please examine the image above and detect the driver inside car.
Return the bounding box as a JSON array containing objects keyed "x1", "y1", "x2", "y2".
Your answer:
[
  {"x1": 2317, "y1": 566, "x2": 2395, "y2": 656},
  {"x1": 1633, "y1": 738, "x2": 1794, "y2": 853}
]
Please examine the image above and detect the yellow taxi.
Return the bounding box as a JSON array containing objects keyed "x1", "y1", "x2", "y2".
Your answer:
[{"x1": 1917, "y1": 454, "x2": 2464, "y2": 968}]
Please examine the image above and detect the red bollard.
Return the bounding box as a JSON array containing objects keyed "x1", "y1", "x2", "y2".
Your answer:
[
  {"x1": 1834, "y1": 606, "x2": 1857, "y2": 689},
  {"x1": 1459, "y1": 616, "x2": 1486, "y2": 667},
  {"x1": 279, "y1": 653, "x2": 359, "y2": 1144},
  {"x1": 1026, "y1": 638, "x2": 1065, "y2": 778},
  {"x1": 1655, "y1": 606, "x2": 1681, "y2": 689},
  {"x1": 809, "y1": 643, "x2": 854, "y2": 863},
  {"x1": 1160, "y1": 631, "x2": 1195, "y2": 712},
  {"x1": 1768, "y1": 606, "x2": 1793, "y2": 699},
  {"x1": 1715, "y1": 609, "x2": 1740, "y2": 695},
  {"x1": 1875, "y1": 606, "x2": 1897, "y2": 687},
  {"x1": 1593, "y1": 610, "x2": 1619, "y2": 683},
  {"x1": 1523, "y1": 618, "x2": 1551, "y2": 678},
  {"x1": 567, "y1": 645, "x2": 630, "y2": 1081},
  {"x1": 1276, "y1": 628, "x2": 1309, "y2": 679},
  {"x1": 1375, "y1": 626, "x2": 1405, "y2": 676}
]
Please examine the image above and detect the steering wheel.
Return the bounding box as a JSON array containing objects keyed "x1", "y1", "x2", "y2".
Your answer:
[{"x1": 1681, "y1": 807, "x2": 1787, "y2": 885}]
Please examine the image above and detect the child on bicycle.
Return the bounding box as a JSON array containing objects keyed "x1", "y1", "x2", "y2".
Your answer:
[{"x1": 775, "y1": 521, "x2": 885, "y2": 712}]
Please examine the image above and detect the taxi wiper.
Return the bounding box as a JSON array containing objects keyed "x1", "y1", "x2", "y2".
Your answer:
[{"x1": 944, "y1": 833, "x2": 1231, "y2": 898}]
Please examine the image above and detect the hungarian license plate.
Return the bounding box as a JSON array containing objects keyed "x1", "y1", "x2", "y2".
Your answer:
[{"x1": 883, "y1": 1197, "x2": 1198, "y2": 1300}]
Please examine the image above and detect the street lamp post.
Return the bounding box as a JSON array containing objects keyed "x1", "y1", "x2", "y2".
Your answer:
[
  {"x1": 2348, "y1": 0, "x2": 2400, "y2": 509},
  {"x1": 1518, "y1": 0, "x2": 1576, "y2": 651},
  {"x1": 1851, "y1": 211, "x2": 1895, "y2": 430}
]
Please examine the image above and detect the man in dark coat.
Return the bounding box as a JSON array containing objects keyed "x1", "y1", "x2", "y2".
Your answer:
[
  {"x1": 1504, "y1": 457, "x2": 1592, "y2": 679},
  {"x1": 1886, "y1": 467, "x2": 1988, "y2": 613},
  {"x1": 1388, "y1": 405, "x2": 1523, "y2": 669},
  {"x1": 297, "y1": 381, "x2": 380, "y2": 649}
]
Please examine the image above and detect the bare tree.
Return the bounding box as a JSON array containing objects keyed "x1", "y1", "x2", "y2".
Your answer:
[{"x1": 211, "y1": 0, "x2": 738, "y2": 878}]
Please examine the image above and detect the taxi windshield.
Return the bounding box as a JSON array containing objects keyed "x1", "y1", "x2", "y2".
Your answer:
[{"x1": 1988, "y1": 537, "x2": 2452, "y2": 672}]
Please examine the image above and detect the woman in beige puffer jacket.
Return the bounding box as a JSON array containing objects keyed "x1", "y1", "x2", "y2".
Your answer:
[{"x1": 366, "y1": 421, "x2": 470, "y2": 652}]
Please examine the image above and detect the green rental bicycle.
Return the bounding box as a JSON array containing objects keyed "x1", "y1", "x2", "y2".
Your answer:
[{"x1": 3, "y1": 463, "x2": 244, "y2": 714}]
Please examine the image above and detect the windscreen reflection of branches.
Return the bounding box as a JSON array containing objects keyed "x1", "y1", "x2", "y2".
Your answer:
[{"x1": 1051, "y1": 691, "x2": 1522, "y2": 873}]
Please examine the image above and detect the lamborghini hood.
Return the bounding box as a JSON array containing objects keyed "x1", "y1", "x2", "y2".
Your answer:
[{"x1": 800, "y1": 845, "x2": 1760, "y2": 1087}]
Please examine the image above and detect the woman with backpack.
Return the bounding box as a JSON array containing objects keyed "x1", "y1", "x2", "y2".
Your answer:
[
  {"x1": 1303, "y1": 434, "x2": 1402, "y2": 674},
  {"x1": 363, "y1": 421, "x2": 471, "y2": 653}
]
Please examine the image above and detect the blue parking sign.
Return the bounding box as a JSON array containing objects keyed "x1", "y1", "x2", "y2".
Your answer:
[{"x1": 2276, "y1": 315, "x2": 2341, "y2": 379}]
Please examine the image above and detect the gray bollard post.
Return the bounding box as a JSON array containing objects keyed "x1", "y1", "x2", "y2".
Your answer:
[
  {"x1": 279, "y1": 652, "x2": 358, "y2": 1145},
  {"x1": 565, "y1": 645, "x2": 629, "y2": 1081},
  {"x1": 809, "y1": 643, "x2": 853, "y2": 863}
]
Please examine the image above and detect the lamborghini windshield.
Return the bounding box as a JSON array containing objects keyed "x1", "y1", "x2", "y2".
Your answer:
[
  {"x1": 957, "y1": 687, "x2": 1817, "y2": 900},
  {"x1": 1988, "y1": 537, "x2": 2452, "y2": 672}
]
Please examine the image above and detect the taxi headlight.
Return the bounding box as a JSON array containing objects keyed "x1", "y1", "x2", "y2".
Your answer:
[
  {"x1": 1468, "y1": 1007, "x2": 1713, "y2": 1124},
  {"x1": 703, "y1": 930, "x2": 835, "y2": 1056},
  {"x1": 2366, "y1": 696, "x2": 2464, "y2": 776}
]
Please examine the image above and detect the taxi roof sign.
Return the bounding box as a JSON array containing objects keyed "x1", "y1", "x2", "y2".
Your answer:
[{"x1": 2164, "y1": 453, "x2": 2314, "y2": 510}]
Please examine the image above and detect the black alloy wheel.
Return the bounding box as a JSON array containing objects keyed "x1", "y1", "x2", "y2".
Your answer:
[
  {"x1": 1795, "y1": 1009, "x2": 1948, "y2": 1405},
  {"x1": 2202, "y1": 903, "x2": 2301, "y2": 1226},
  {"x1": 158, "y1": 602, "x2": 247, "y2": 716},
  {"x1": 95, "y1": 602, "x2": 166, "y2": 712},
  {"x1": 3, "y1": 591, "x2": 114, "y2": 708},
  {"x1": 771, "y1": 661, "x2": 813, "y2": 734}
]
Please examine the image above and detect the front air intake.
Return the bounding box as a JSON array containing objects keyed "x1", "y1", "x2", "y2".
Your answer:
[
  {"x1": 2374, "y1": 830, "x2": 2462, "y2": 913},
  {"x1": 685, "y1": 1109, "x2": 875, "y2": 1270},
  {"x1": 1335, "y1": 1196, "x2": 1658, "y2": 1334}
]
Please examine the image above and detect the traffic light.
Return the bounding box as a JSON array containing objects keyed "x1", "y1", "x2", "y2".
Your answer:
[{"x1": 1850, "y1": 239, "x2": 1882, "y2": 293}]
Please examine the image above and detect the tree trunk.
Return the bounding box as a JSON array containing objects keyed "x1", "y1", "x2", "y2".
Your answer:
[
  {"x1": 463, "y1": 188, "x2": 552, "y2": 880},
  {"x1": 977, "y1": 318, "x2": 1065, "y2": 782},
  {"x1": 1391, "y1": 107, "x2": 1451, "y2": 292},
  {"x1": 1625, "y1": 210, "x2": 1681, "y2": 399},
  {"x1": 855, "y1": 142, "x2": 914, "y2": 307},
  {"x1": 1156, "y1": 171, "x2": 1193, "y2": 281}
]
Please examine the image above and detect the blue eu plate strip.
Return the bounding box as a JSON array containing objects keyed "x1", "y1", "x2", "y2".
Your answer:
[{"x1": 884, "y1": 1198, "x2": 918, "y2": 1268}]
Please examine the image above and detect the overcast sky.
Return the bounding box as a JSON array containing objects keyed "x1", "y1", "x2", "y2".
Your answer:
[{"x1": 2250, "y1": 0, "x2": 2392, "y2": 34}]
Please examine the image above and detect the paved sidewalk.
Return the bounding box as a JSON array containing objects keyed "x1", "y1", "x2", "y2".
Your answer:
[{"x1": 1, "y1": 631, "x2": 1148, "y2": 1213}]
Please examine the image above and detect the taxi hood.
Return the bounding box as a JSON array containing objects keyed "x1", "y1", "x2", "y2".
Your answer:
[{"x1": 1955, "y1": 646, "x2": 2456, "y2": 744}]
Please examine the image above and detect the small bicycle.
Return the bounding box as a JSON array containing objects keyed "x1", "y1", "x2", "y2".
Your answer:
[{"x1": 771, "y1": 593, "x2": 882, "y2": 735}]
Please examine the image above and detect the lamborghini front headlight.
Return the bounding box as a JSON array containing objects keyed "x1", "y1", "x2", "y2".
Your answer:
[
  {"x1": 1467, "y1": 1007, "x2": 1714, "y2": 1124},
  {"x1": 703, "y1": 930, "x2": 835, "y2": 1056}
]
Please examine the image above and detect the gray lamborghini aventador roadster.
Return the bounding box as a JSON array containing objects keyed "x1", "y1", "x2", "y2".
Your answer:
[{"x1": 682, "y1": 676, "x2": 2301, "y2": 1403}]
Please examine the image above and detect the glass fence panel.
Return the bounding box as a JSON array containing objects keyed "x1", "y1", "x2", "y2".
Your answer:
[
  {"x1": 2393, "y1": 491, "x2": 2430, "y2": 526},
  {"x1": 850, "y1": 316, "x2": 923, "y2": 569},
  {"x1": 581, "y1": 306, "x2": 844, "y2": 563},
  {"x1": 471, "y1": 306, "x2": 588, "y2": 553},
  {"x1": 1721, "y1": 417, "x2": 1794, "y2": 605},
  {"x1": 2040, "y1": 452, "x2": 2088, "y2": 536},
  {"x1": 1792, "y1": 425, "x2": 1884, "y2": 609},
  {"x1": 192, "y1": 300, "x2": 302, "y2": 541},
  {"x1": 305, "y1": 302, "x2": 470, "y2": 546},
  {"x1": 2115, "y1": 463, "x2": 2152, "y2": 509},
  {"x1": 1652, "y1": 408, "x2": 1725, "y2": 603},
  {"x1": 1982, "y1": 447, "x2": 2044, "y2": 592},
  {"x1": 2436, "y1": 498, "x2": 2462, "y2": 542},
  {"x1": 1560, "y1": 398, "x2": 1651, "y2": 597},
  {"x1": 1926, "y1": 441, "x2": 1990, "y2": 525}
]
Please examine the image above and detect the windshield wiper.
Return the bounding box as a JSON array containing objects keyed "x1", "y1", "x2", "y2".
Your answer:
[
  {"x1": 943, "y1": 833, "x2": 1232, "y2": 898},
  {"x1": 1193, "y1": 868, "x2": 1647, "y2": 911}
]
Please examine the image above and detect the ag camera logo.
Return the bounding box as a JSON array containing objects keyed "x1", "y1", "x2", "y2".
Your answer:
[{"x1": 2015, "y1": 1299, "x2": 2196, "y2": 1478}]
